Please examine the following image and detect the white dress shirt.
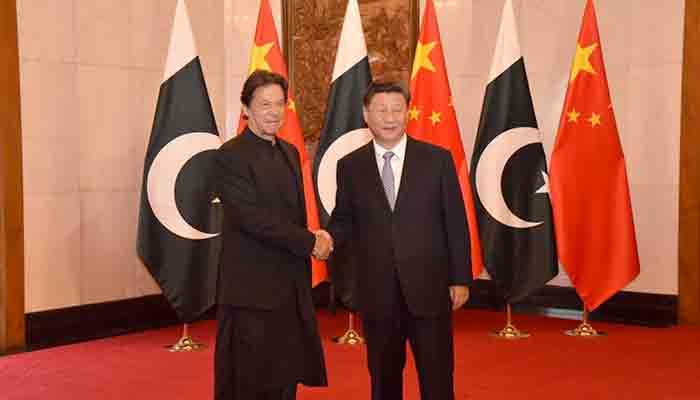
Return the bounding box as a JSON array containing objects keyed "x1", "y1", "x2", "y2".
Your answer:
[{"x1": 373, "y1": 134, "x2": 407, "y2": 199}]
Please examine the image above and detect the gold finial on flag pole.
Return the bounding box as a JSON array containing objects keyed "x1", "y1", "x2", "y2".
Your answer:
[
  {"x1": 492, "y1": 304, "x2": 530, "y2": 339},
  {"x1": 167, "y1": 323, "x2": 206, "y2": 351}
]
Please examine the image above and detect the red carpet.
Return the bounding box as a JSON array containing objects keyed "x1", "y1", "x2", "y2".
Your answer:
[{"x1": 1, "y1": 309, "x2": 698, "y2": 399}]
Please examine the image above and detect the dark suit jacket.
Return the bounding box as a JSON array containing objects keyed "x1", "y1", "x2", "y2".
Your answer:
[
  {"x1": 327, "y1": 136, "x2": 472, "y2": 319},
  {"x1": 214, "y1": 129, "x2": 315, "y2": 309}
]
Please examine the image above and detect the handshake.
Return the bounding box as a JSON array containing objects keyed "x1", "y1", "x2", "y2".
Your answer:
[{"x1": 311, "y1": 230, "x2": 334, "y2": 261}]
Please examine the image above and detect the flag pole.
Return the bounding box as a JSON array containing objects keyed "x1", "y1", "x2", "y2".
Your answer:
[
  {"x1": 565, "y1": 305, "x2": 605, "y2": 337},
  {"x1": 167, "y1": 323, "x2": 206, "y2": 352},
  {"x1": 492, "y1": 303, "x2": 529, "y2": 339},
  {"x1": 332, "y1": 312, "x2": 364, "y2": 345}
]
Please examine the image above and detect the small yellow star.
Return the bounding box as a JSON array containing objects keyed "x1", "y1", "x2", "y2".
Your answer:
[
  {"x1": 588, "y1": 112, "x2": 601, "y2": 127},
  {"x1": 429, "y1": 111, "x2": 441, "y2": 126},
  {"x1": 411, "y1": 41, "x2": 437, "y2": 79},
  {"x1": 567, "y1": 108, "x2": 580, "y2": 123},
  {"x1": 408, "y1": 105, "x2": 421, "y2": 120},
  {"x1": 248, "y1": 42, "x2": 274, "y2": 75},
  {"x1": 288, "y1": 98, "x2": 296, "y2": 112},
  {"x1": 570, "y1": 42, "x2": 598, "y2": 82}
]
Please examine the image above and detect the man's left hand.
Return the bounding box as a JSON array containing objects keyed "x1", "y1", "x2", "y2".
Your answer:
[{"x1": 449, "y1": 285, "x2": 469, "y2": 310}]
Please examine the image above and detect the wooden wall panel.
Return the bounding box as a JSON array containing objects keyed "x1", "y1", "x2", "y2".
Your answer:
[
  {"x1": 0, "y1": 0, "x2": 25, "y2": 353},
  {"x1": 680, "y1": 1, "x2": 700, "y2": 325},
  {"x1": 282, "y1": 0, "x2": 418, "y2": 146}
]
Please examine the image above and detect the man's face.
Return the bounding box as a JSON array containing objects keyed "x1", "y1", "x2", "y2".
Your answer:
[
  {"x1": 243, "y1": 84, "x2": 286, "y2": 137},
  {"x1": 363, "y1": 92, "x2": 408, "y2": 147}
]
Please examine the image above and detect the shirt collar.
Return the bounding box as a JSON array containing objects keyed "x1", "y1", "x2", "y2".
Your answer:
[
  {"x1": 245, "y1": 127, "x2": 277, "y2": 146},
  {"x1": 373, "y1": 133, "x2": 407, "y2": 161}
]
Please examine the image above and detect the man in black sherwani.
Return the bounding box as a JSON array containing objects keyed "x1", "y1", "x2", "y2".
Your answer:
[{"x1": 214, "y1": 70, "x2": 331, "y2": 400}]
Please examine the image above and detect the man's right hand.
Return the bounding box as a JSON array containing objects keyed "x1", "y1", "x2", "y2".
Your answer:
[{"x1": 312, "y1": 230, "x2": 334, "y2": 260}]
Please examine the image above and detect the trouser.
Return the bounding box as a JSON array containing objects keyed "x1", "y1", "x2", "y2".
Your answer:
[{"x1": 362, "y1": 278, "x2": 454, "y2": 400}]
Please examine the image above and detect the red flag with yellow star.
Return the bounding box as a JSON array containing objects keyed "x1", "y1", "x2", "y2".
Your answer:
[
  {"x1": 549, "y1": 0, "x2": 639, "y2": 311},
  {"x1": 407, "y1": 0, "x2": 483, "y2": 278},
  {"x1": 238, "y1": 0, "x2": 327, "y2": 286}
]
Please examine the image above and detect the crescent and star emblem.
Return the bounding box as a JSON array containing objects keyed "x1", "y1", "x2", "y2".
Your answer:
[
  {"x1": 475, "y1": 127, "x2": 549, "y2": 229},
  {"x1": 146, "y1": 132, "x2": 222, "y2": 240}
]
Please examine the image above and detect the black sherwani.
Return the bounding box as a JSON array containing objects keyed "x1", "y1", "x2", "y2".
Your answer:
[{"x1": 214, "y1": 129, "x2": 327, "y2": 399}]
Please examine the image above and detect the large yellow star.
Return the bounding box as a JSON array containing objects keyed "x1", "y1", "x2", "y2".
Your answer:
[
  {"x1": 570, "y1": 42, "x2": 598, "y2": 82},
  {"x1": 588, "y1": 112, "x2": 601, "y2": 127},
  {"x1": 288, "y1": 99, "x2": 296, "y2": 113},
  {"x1": 408, "y1": 105, "x2": 421, "y2": 121},
  {"x1": 248, "y1": 42, "x2": 274, "y2": 75},
  {"x1": 411, "y1": 41, "x2": 437, "y2": 79},
  {"x1": 429, "y1": 111, "x2": 441, "y2": 126},
  {"x1": 567, "y1": 108, "x2": 580, "y2": 123}
]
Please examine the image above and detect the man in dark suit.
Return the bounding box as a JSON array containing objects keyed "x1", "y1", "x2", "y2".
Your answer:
[
  {"x1": 214, "y1": 70, "x2": 331, "y2": 400},
  {"x1": 327, "y1": 81, "x2": 472, "y2": 400}
]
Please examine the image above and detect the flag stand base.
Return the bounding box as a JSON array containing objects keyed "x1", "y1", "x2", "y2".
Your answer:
[
  {"x1": 564, "y1": 308, "x2": 605, "y2": 337},
  {"x1": 166, "y1": 324, "x2": 206, "y2": 352},
  {"x1": 332, "y1": 328, "x2": 365, "y2": 345},
  {"x1": 491, "y1": 304, "x2": 529, "y2": 339},
  {"x1": 332, "y1": 313, "x2": 364, "y2": 345},
  {"x1": 564, "y1": 322, "x2": 605, "y2": 337},
  {"x1": 492, "y1": 323, "x2": 530, "y2": 339}
]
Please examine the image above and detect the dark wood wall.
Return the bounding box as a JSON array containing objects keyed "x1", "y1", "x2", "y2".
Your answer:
[
  {"x1": 282, "y1": 0, "x2": 419, "y2": 146},
  {"x1": 0, "y1": 0, "x2": 25, "y2": 353}
]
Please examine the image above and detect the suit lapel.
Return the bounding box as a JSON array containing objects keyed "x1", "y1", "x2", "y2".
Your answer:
[{"x1": 393, "y1": 136, "x2": 416, "y2": 214}]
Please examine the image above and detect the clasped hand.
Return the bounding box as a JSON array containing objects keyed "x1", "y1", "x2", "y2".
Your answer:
[
  {"x1": 312, "y1": 230, "x2": 334, "y2": 260},
  {"x1": 449, "y1": 285, "x2": 470, "y2": 310}
]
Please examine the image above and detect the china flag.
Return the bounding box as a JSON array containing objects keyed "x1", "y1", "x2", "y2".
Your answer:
[
  {"x1": 407, "y1": 0, "x2": 484, "y2": 278},
  {"x1": 239, "y1": 0, "x2": 327, "y2": 286},
  {"x1": 549, "y1": 0, "x2": 639, "y2": 311}
]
